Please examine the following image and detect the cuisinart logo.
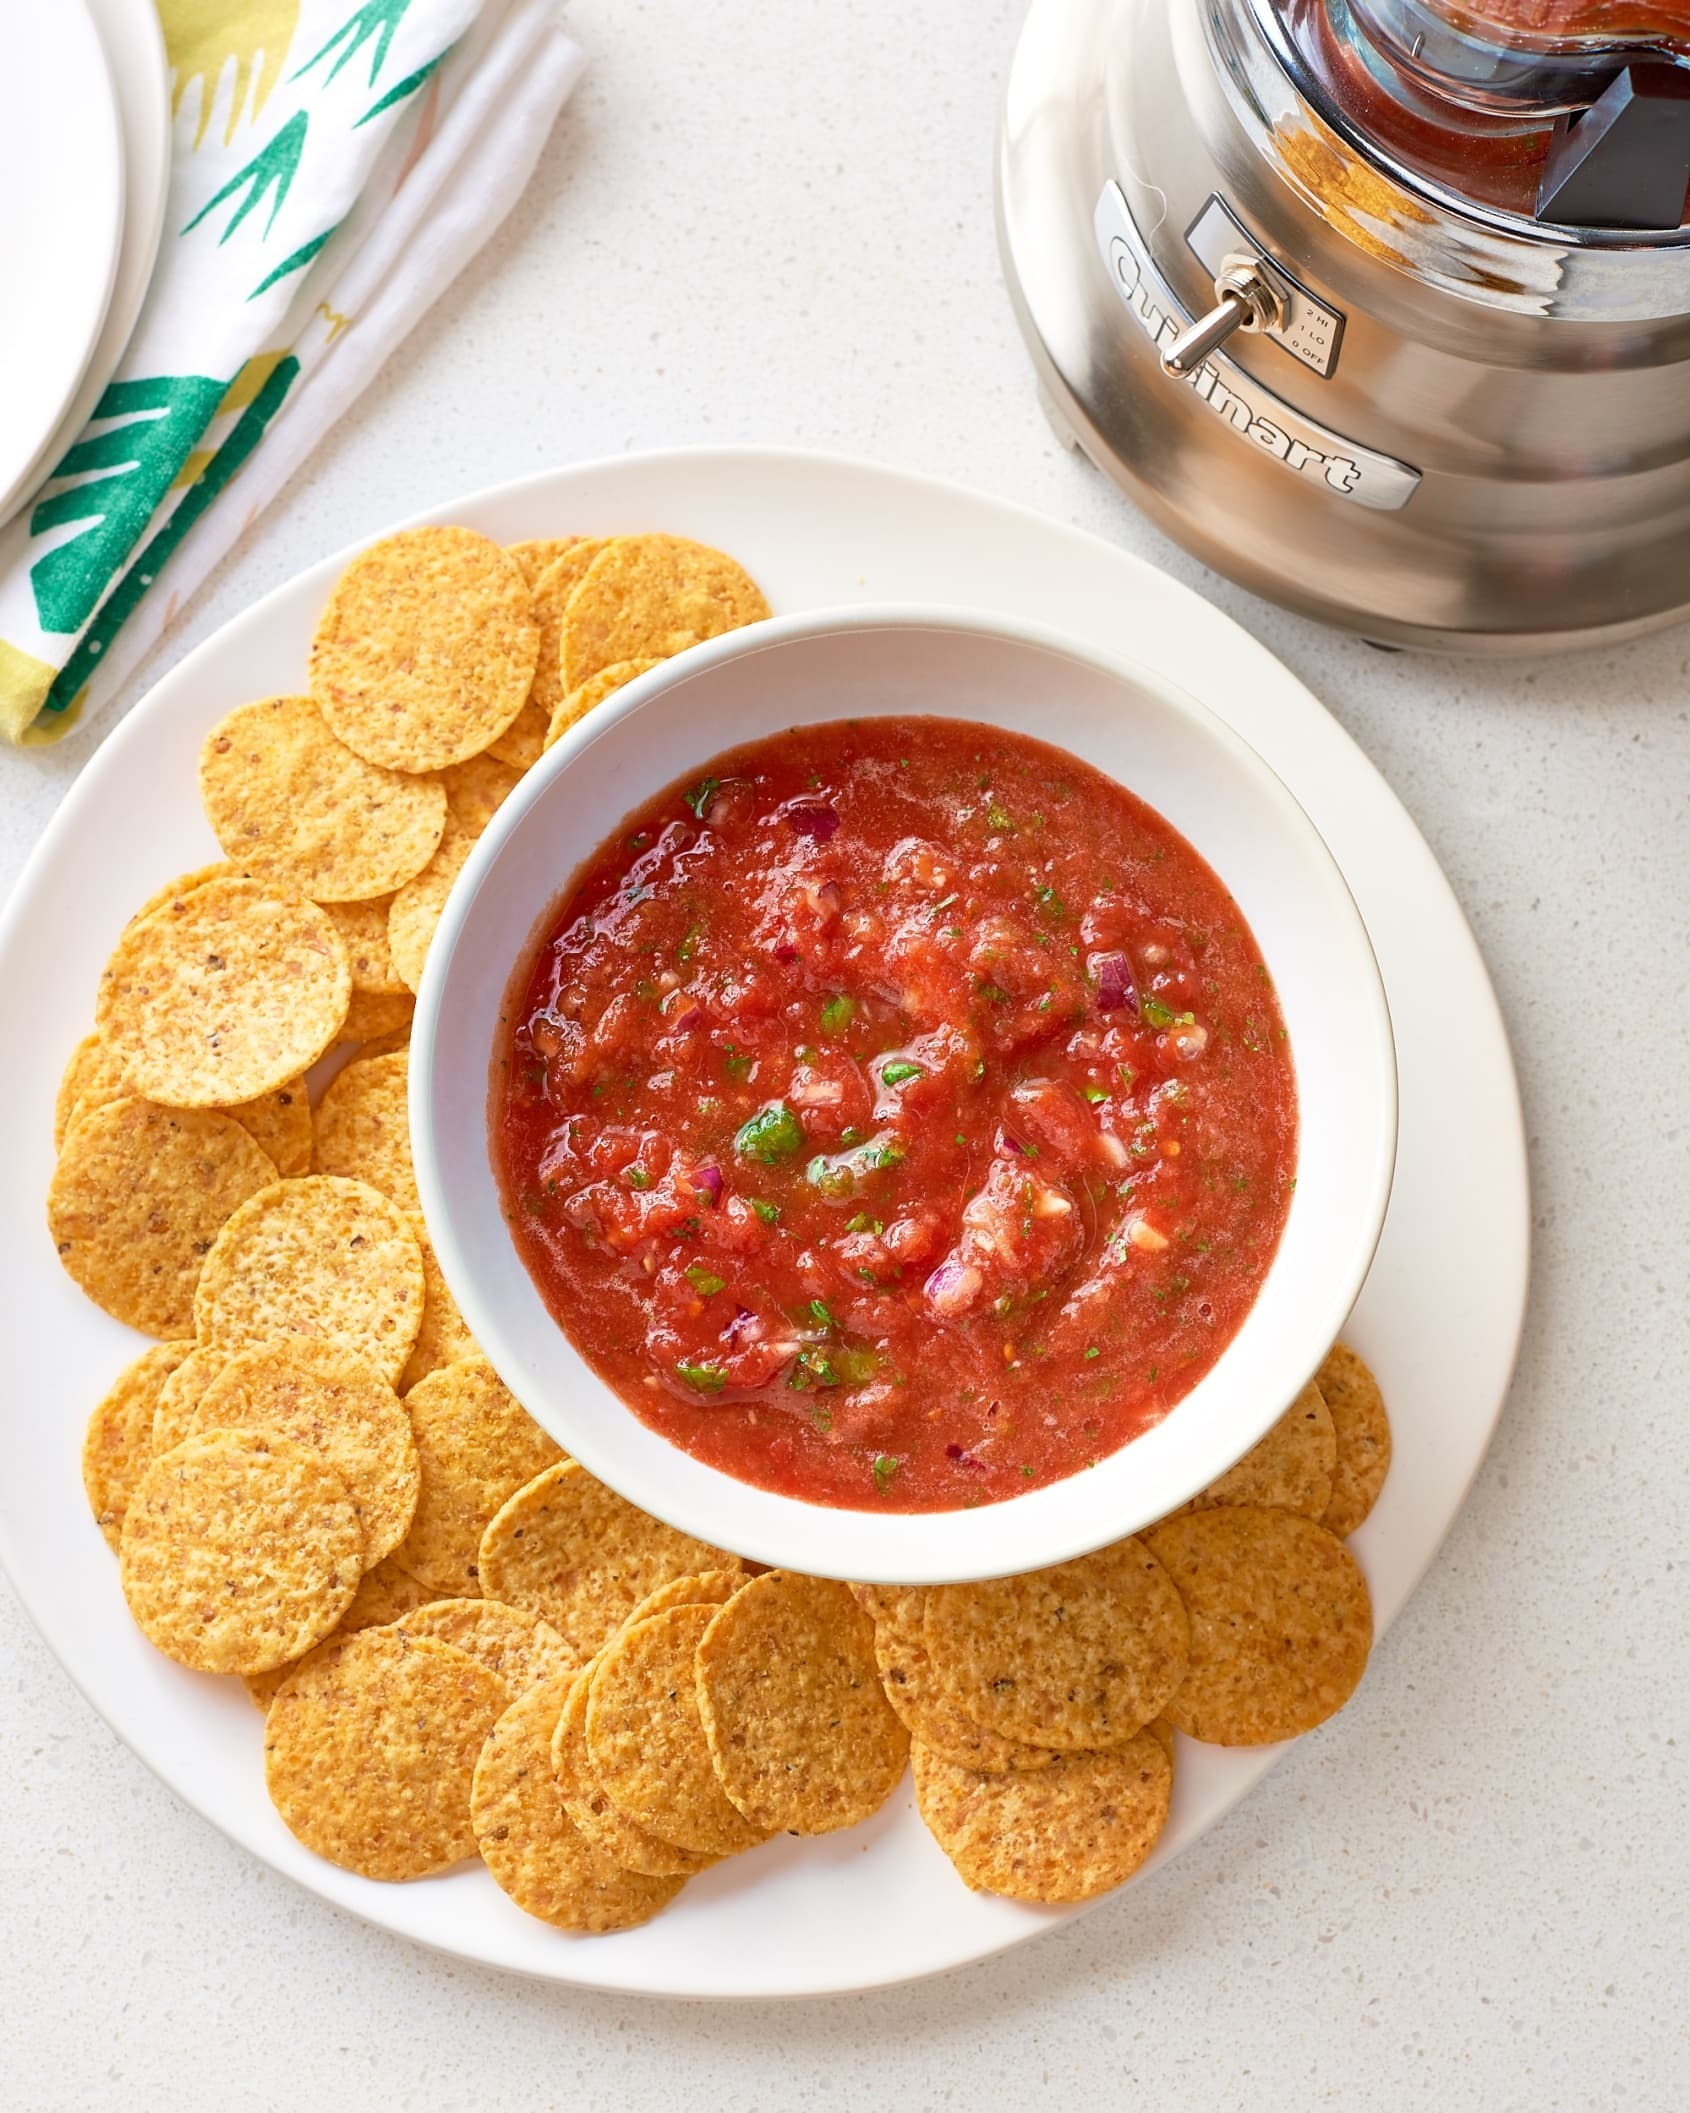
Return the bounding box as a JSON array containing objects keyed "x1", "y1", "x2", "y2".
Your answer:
[{"x1": 1093, "y1": 183, "x2": 1420, "y2": 513}]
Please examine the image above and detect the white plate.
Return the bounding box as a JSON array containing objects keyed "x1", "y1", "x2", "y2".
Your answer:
[
  {"x1": 0, "y1": 0, "x2": 172, "y2": 522},
  {"x1": 0, "y1": 3, "x2": 126, "y2": 521},
  {"x1": 0, "y1": 449, "x2": 1529, "y2": 1998}
]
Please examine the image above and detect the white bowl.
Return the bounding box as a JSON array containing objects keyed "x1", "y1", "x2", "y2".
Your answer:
[{"x1": 413, "y1": 610, "x2": 1397, "y2": 1583}]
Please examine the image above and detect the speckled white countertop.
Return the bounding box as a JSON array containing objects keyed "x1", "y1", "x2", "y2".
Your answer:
[{"x1": 3, "y1": 3, "x2": 1686, "y2": 2106}]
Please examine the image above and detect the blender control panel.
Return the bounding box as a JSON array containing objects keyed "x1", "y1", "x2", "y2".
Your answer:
[{"x1": 1186, "y1": 197, "x2": 1344, "y2": 377}]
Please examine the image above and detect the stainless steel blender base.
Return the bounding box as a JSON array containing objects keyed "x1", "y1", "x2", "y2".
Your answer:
[{"x1": 997, "y1": 0, "x2": 1690, "y2": 655}]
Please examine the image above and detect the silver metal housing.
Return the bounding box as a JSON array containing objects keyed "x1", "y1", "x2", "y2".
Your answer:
[{"x1": 998, "y1": 0, "x2": 1690, "y2": 651}]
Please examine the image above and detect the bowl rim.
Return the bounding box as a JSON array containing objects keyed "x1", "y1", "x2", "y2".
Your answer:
[{"x1": 411, "y1": 604, "x2": 1399, "y2": 1582}]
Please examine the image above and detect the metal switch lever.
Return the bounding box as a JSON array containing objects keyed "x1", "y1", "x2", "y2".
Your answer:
[{"x1": 1160, "y1": 259, "x2": 1282, "y2": 377}]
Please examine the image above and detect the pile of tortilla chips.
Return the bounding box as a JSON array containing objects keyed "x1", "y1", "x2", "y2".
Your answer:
[{"x1": 50, "y1": 523, "x2": 1391, "y2": 1932}]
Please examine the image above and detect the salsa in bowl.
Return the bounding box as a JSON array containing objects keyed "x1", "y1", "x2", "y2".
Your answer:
[{"x1": 413, "y1": 612, "x2": 1395, "y2": 1582}]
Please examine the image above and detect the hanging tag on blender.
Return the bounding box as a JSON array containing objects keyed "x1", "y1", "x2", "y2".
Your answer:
[{"x1": 1094, "y1": 183, "x2": 1422, "y2": 512}]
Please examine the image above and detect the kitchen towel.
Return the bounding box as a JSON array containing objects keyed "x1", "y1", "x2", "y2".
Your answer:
[{"x1": 0, "y1": 0, "x2": 583, "y2": 745}]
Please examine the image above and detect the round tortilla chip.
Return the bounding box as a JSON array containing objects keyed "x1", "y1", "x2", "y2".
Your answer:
[
  {"x1": 322, "y1": 895, "x2": 407, "y2": 996},
  {"x1": 54, "y1": 1031, "x2": 130, "y2": 1148},
  {"x1": 97, "y1": 877, "x2": 351, "y2": 1107},
  {"x1": 475, "y1": 1459, "x2": 729, "y2": 1658},
  {"x1": 489, "y1": 540, "x2": 606, "y2": 765},
  {"x1": 194, "y1": 1175, "x2": 425, "y2": 1386},
  {"x1": 188, "y1": 1340, "x2": 418, "y2": 1568},
  {"x1": 1182, "y1": 1381, "x2": 1337, "y2": 1520},
  {"x1": 150, "y1": 1344, "x2": 228, "y2": 1452},
  {"x1": 383, "y1": 755, "x2": 518, "y2": 993},
  {"x1": 120, "y1": 1429, "x2": 362, "y2": 1674},
  {"x1": 1143, "y1": 1507, "x2": 1373, "y2": 1745},
  {"x1": 623, "y1": 1569, "x2": 746, "y2": 1629},
  {"x1": 82, "y1": 1340, "x2": 194, "y2": 1551},
  {"x1": 311, "y1": 1050, "x2": 416, "y2": 1212},
  {"x1": 309, "y1": 526, "x2": 539, "y2": 774},
  {"x1": 394, "y1": 1598, "x2": 574, "y2": 1694},
  {"x1": 439, "y1": 749, "x2": 522, "y2": 836},
  {"x1": 1318, "y1": 1342, "x2": 1393, "y2": 1538},
  {"x1": 912, "y1": 1729, "x2": 1171, "y2": 1903},
  {"x1": 696, "y1": 1572, "x2": 909, "y2": 1835},
  {"x1": 265, "y1": 1627, "x2": 507, "y2": 1878},
  {"x1": 390, "y1": 1357, "x2": 564, "y2": 1595},
  {"x1": 48, "y1": 1096, "x2": 278, "y2": 1336},
  {"x1": 923, "y1": 1538, "x2": 1190, "y2": 1753},
  {"x1": 543, "y1": 657, "x2": 661, "y2": 752},
  {"x1": 873, "y1": 1589, "x2": 1057, "y2": 1774},
  {"x1": 550, "y1": 1652, "x2": 716, "y2": 1877},
  {"x1": 560, "y1": 535, "x2": 768, "y2": 690},
  {"x1": 398, "y1": 1214, "x2": 477, "y2": 1391},
  {"x1": 198, "y1": 694, "x2": 447, "y2": 901},
  {"x1": 587, "y1": 1606, "x2": 772, "y2": 1856},
  {"x1": 473, "y1": 1671, "x2": 687, "y2": 1930},
  {"x1": 243, "y1": 1553, "x2": 436, "y2": 1711},
  {"x1": 508, "y1": 537, "x2": 583, "y2": 582}
]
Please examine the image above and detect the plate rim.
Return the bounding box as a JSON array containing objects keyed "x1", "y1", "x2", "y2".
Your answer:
[{"x1": 0, "y1": 444, "x2": 1531, "y2": 1998}]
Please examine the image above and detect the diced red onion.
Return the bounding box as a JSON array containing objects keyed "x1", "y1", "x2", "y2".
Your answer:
[
  {"x1": 723, "y1": 1305, "x2": 763, "y2": 1349},
  {"x1": 996, "y1": 1127, "x2": 1028, "y2": 1157},
  {"x1": 786, "y1": 803, "x2": 840, "y2": 841},
  {"x1": 669, "y1": 1006, "x2": 704, "y2": 1033},
  {"x1": 1091, "y1": 950, "x2": 1138, "y2": 1014},
  {"x1": 691, "y1": 1163, "x2": 723, "y2": 1206},
  {"x1": 773, "y1": 940, "x2": 800, "y2": 963},
  {"x1": 924, "y1": 1259, "x2": 983, "y2": 1317}
]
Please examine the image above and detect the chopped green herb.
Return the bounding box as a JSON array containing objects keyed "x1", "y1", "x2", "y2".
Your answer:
[
  {"x1": 844, "y1": 1212, "x2": 883, "y2": 1234},
  {"x1": 1084, "y1": 1345, "x2": 1101, "y2": 1360},
  {"x1": 1142, "y1": 995, "x2": 1196, "y2": 1030},
  {"x1": 820, "y1": 993, "x2": 856, "y2": 1035},
  {"x1": 676, "y1": 1361, "x2": 727, "y2": 1393},
  {"x1": 723, "y1": 1049, "x2": 753, "y2": 1081},
  {"x1": 809, "y1": 1403, "x2": 834, "y2": 1433},
  {"x1": 880, "y1": 1060, "x2": 924, "y2": 1087},
  {"x1": 840, "y1": 1126, "x2": 864, "y2": 1146},
  {"x1": 872, "y1": 1454, "x2": 900, "y2": 1493},
  {"x1": 749, "y1": 1197, "x2": 782, "y2": 1225},
  {"x1": 955, "y1": 1133, "x2": 967, "y2": 1147},
  {"x1": 987, "y1": 801, "x2": 1014, "y2": 831},
  {"x1": 684, "y1": 1264, "x2": 727, "y2": 1296},
  {"x1": 733, "y1": 1102, "x2": 804, "y2": 1165},
  {"x1": 625, "y1": 1167, "x2": 652, "y2": 1191},
  {"x1": 807, "y1": 1155, "x2": 856, "y2": 1200},
  {"x1": 683, "y1": 776, "x2": 721, "y2": 819},
  {"x1": 807, "y1": 1298, "x2": 836, "y2": 1330},
  {"x1": 835, "y1": 1346, "x2": 880, "y2": 1387},
  {"x1": 1082, "y1": 1085, "x2": 1109, "y2": 1105},
  {"x1": 677, "y1": 921, "x2": 703, "y2": 964}
]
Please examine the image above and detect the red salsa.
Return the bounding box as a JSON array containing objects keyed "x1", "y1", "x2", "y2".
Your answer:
[{"x1": 493, "y1": 717, "x2": 1296, "y2": 1512}]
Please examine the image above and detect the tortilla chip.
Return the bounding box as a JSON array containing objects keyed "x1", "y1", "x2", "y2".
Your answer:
[
  {"x1": 393, "y1": 1598, "x2": 573, "y2": 1694},
  {"x1": 150, "y1": 1344, "x2": 228, "y2": 1452},
  {"x1": 321, "y1": 895, "x2": 408, "y2": 996},
  {"x1": 309, "y1": 527, "x2": 539, "y2": 774},
  {"x1": 336, "y1": 988, "x2": 416, "y2": 1045},
  {"x1": 1143, "y1": 1507, "x2": 1373, "y2": 1745},
  {"x1": 194, "y1": 1175, "x2": 425, "y2": 1386},
  {"x1": 550, "y1": 1651, "x2": 717, "y2": 1877},
  {"x1": 188, "y1": 1339, "x2": 418, "y2": 1568},
  {"x1": 1182, "y1": 1381, "x2": 1337, "y2": 1520},
  {"x1": 560, "y1": 535, "x2": 768, "y2": 690},
  {"x1": 475, "y1": 1459, "x2": 728, "y2": 1659},
  {"x1": 472, "y1": 1671, "x2": 687, "y2": 1929},
  {"x1": 53, "y1": 1031, "x2": 130, "y2": 1148},
  {"x1": 97, "y1": 877, "x2": 350, "y2": 1107},
  {"x1": 390, "y1": 1358, "x2": 564, "y2": 1595},
  {"x1": 384, "y1": 754, "x2": 519, "y2": 994},
  {"x1": 622, "y1": 1569, "x2": 746, "y2": 1629},
  {"x1": 120, "y1": 1429, "x2": 362, "y2": 1674},
  {"x1": 873, "y1": 1588, "x2": 1057, "y2": 1774},
  {"x1": 82, "y1": 1340, "x2": 194, "y2": 1551},
  {"x1": 586, "y1": 1606, "x2": 772, "y2": 1856},
  {"x1": 922, "y1": 1538, "x2": 1189, "y2": 1752},
  {"x1": 48, "y1": 1097, "x2": 278, "y2": 1335},
  {"x1": 912, "y1": 1729, "x2": 1171, "y2": 1903},
  {"x1": 243, "y1": 1553, "x2": 435, "y2": 1711},
  {"x1": 398, "y1": 1214, "x2": 478, "y2": 1391},
  {"x1": 695, "y1": 1572, "x2": 908, "y2": 1834},
  {"x1": 1318, "y1": 1342, "x2": 1392, "y2": 1538},
  {"x1": 265, "y1": 1628, "x2": 507, "y2": 1878},
  {"x1": 127, "y1": 863, "x2": 237, "y2": 926},
  {"x1": 198, "y1": 694, "x2": 447, "y2": 901},
  {"x1": 311, "y1": 1050, "x2": 416, "y2": 1213}
]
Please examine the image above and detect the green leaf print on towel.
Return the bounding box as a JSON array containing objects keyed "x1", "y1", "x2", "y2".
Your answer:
[
  {"x1": 28, "y1": 376, "x2": 229, "y2": 638},
  {"x1": 182, "y1": 109, "x2": 309, "y2": 243},
  {"x1": 294, "y1": 0, "x2": 416, "y2": 88}
]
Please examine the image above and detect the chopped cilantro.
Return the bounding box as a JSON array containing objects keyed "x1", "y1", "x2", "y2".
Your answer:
[
  {"x1": 723, "y1": 1047, "x2": 753, "y2": 1081},
  {"x1": 676, "y1": 1361, "x2": 727, "y2": 1393},
  {"x1": 987, "y1": 801, "x2": 1014, "y2": 831},
  {"x1": 835, "y1": 1346, "x2": 879, "y2": 1387},
  {"x1": 807, "y1": 1298, "x2": 836, "y2": 1330},
  {"x1": 1083, "y1": 1084, "x2": 1109, "y2": 1105},
  {"x1": 872, "y1": 1454, "x2": 900, "y2": 1493},
  {"x1": 625, "y1": 1167, "x2": 652, "y2": 1191},
  {"x1": 880, "y1": 1060, "x2": 924, "y2": 1087},
  {"x1": 749, "y1": 1197, "x2": 782, "y2": 1224},
  {"x1": 1142, "y1": 995, "x2": 1197, "y2": 1030},
  {"x1": 734, "y1": 1103, "x2": 804, "y2": 1165},
  {"x1": 844, "y1": 1212, "x2": 882, "y2": 1234},
  {"x1": 1084, "y1": 1345, "x2": 1101, "y2": 1360},
  {"x1": 677, "y1": 921, "x2": 703, "y2": 964},
  {"x1": 820, "y1": 993, "x2": 856, "y2": 1035},
  {"x1": 683, "y1": 776, "x2": 721, "y2": 818},
  {"x1": 684, "y1": 1264, "x2": 727, "y2": 1296}
]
